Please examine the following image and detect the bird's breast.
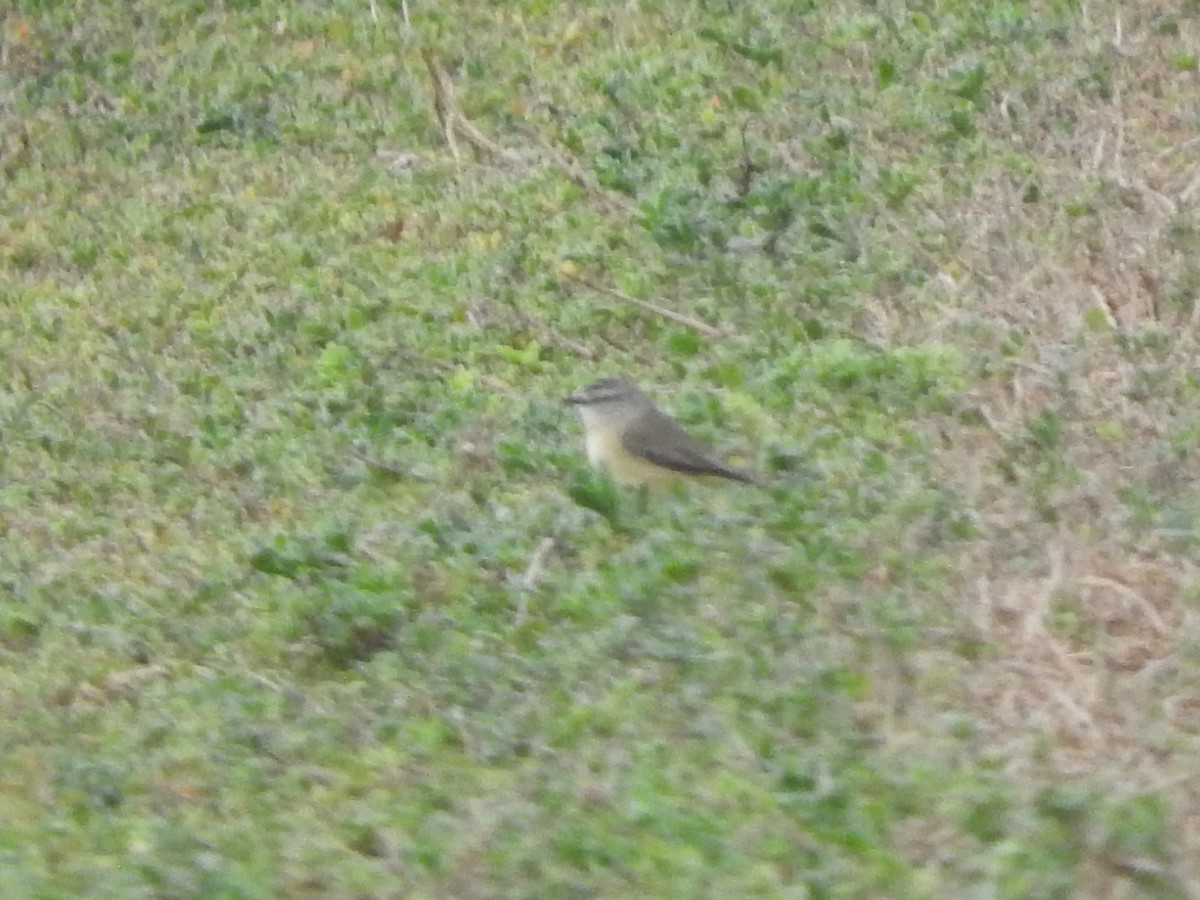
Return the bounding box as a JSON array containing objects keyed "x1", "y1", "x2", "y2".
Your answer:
[{"x1": 584, "y1": 424, "x2": 622, "y2": 470}]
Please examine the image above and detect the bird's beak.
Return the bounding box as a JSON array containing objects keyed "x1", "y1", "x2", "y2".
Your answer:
[{"x1": 563, "y1": 391, "x2": 583, "y2": 406}]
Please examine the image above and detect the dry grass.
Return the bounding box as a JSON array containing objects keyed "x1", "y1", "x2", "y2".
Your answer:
[{"x1": 868, "y1": 3, "x2": 1200, "y2": 890}]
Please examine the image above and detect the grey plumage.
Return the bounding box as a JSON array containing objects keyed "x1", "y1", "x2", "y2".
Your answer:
[
  {"x1": 620, "y1": 405, "x2": 754, "y2": 483},
  {"x1": 566, "y1": 377, "x2": 755, "y2": 485}
]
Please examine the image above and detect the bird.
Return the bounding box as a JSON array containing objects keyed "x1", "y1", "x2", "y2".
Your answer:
[{"x1": 564, "y1": 377, "x2": 755, "y2": 488}]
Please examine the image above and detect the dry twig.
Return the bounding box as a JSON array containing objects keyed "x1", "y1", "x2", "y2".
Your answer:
[
  {"x1": 515, "y1": 537, "x2": 556, "y2": 625},
  {"x1": 562, "y1": 272, "x2": 728, "y2": 339},
  {"x1": 512, "y1": 122, "x2": 636, "y2": 215},
  {"x1": 420, "y1": 48, "x2": 521, "y2": 167}
]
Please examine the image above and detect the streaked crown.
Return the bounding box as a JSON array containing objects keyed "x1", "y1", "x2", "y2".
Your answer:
[{"x1": 564, "y1": 377, "x2": 647, "y2": 408}]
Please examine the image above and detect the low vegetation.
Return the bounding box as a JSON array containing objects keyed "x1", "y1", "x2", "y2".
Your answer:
[{"x1": 2, "y1": 1, "x2": 1199, "y2": 896}]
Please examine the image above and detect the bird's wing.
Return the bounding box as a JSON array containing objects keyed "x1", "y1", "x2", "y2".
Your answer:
[{"x1": 621, "y1": 410, "x2": 754, "y2": 483}]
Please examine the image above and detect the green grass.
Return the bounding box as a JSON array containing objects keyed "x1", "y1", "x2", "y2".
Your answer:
[{"x1": 3, "y1": 0, "x2": 1200, "y2": 897}]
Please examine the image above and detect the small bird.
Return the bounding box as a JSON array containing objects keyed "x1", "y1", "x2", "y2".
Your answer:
[{"x1": 565, "y1": 377, "x2": 755, "y2": 488}]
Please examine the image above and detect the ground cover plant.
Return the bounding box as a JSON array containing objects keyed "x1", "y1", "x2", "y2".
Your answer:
[{"x1": 3, "y1": 0, "x2": 1200, "y2": 896}]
